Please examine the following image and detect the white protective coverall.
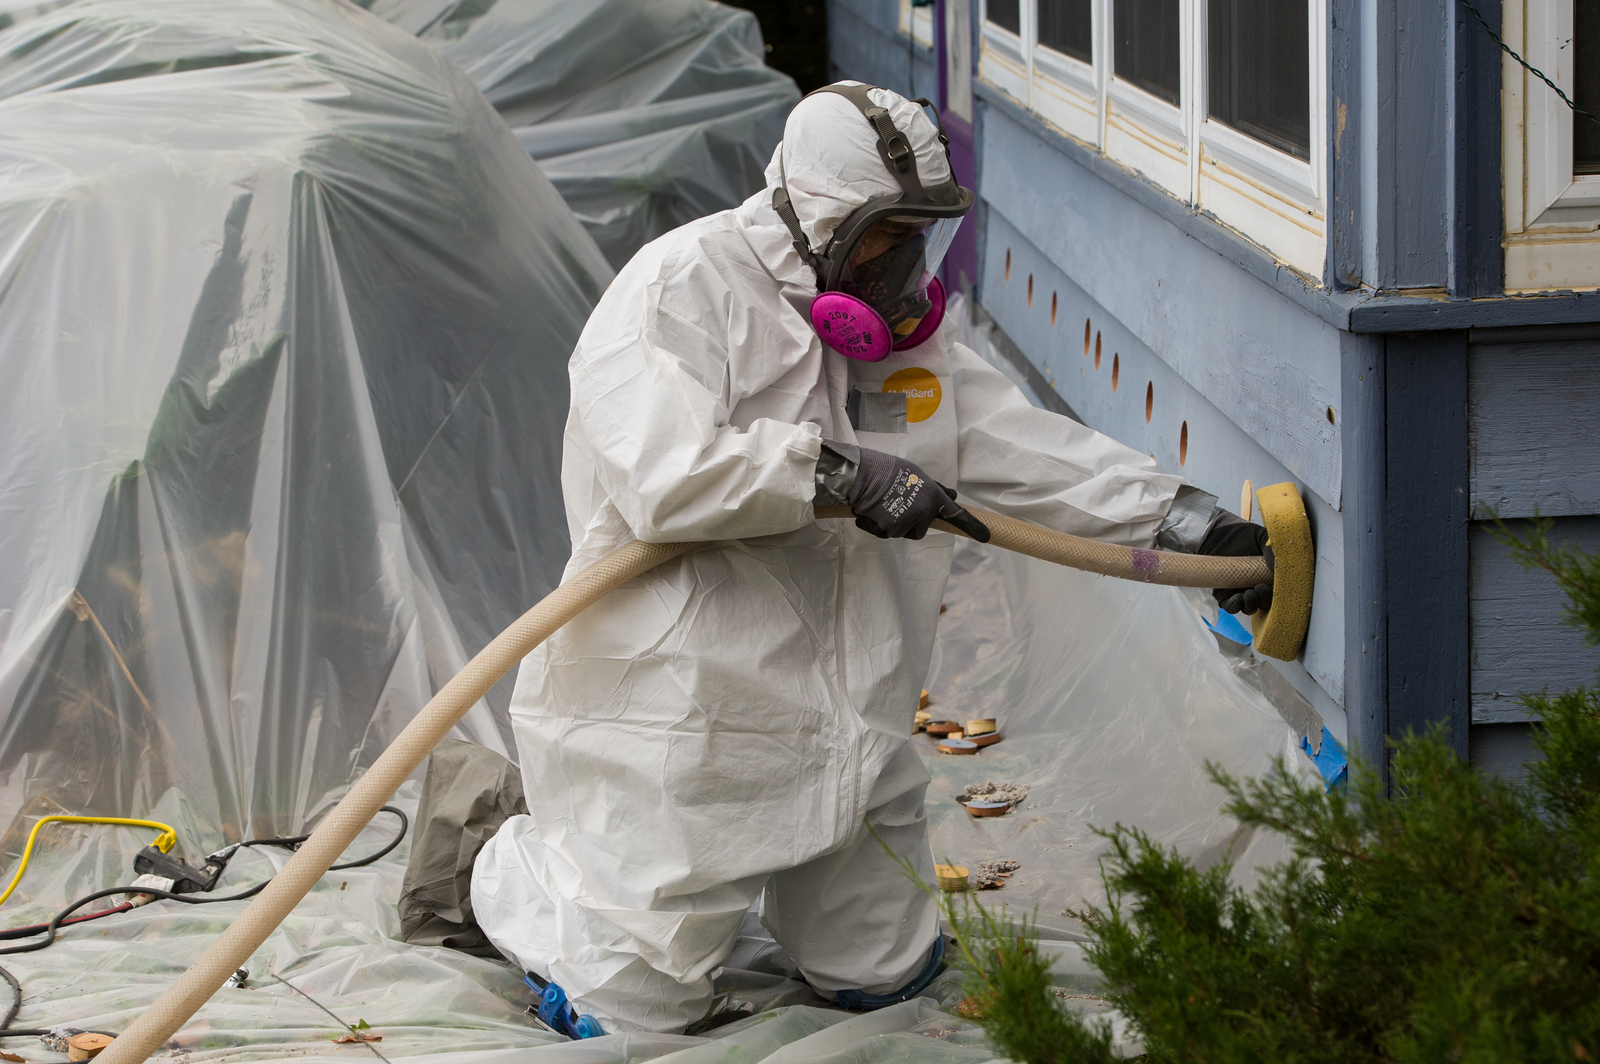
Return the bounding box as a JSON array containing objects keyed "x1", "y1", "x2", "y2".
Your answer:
[{"x1": 472, "y1": 85, "x2": 1187, "y2": 1033}]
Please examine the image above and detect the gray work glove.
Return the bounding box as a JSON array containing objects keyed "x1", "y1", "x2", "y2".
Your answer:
[
  {"x1": 1199, "y1": 510, "x2": 1274, "y2": 615},
  {"x1": 849, "y1": 447, "x2": 991, "y2": 542}
]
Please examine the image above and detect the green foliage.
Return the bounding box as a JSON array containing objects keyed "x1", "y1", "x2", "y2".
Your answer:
[
  {"x1": 950, "y1": 524, "x2": 1600, "y2": 1062},
  {"x1": 1491, "y1": 515, "x2": 1600, "y2": 651},
  {"x1": 941, "y1": 897, "x2": 1117, "y2": 1064}
]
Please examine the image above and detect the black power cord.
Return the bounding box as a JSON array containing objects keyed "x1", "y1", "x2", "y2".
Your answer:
[
  {"x1": 1458, "y1": 0, "x2": 1600, "y2": 128},
  {"x1": 0, "y1": 967, "x2": 47, "y2": 1038},
  {"x1": 0, "y1": 806, "x2": 408, "y2": 1039}
]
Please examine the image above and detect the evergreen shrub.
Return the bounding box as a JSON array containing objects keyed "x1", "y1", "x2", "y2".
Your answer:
[{"x1": 946, "y1": 520, "x2": 1600, "y2": 1063}]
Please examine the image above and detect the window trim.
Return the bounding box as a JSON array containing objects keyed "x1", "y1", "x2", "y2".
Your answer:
[
  {"x1": 899, "y1": 0, "x2": 936, "y2": 48},
  {"x1": 1502, "y1": 0, "x2": 1600, "y2": 291},
  {"x1": 1033, "y1": 36, "x2": 1095, "y2": 97},
  {"x1": 1031, "y1": 41, "x2": 1099, "y2": 145},
  {"x1": 979, "y1": 2, "x2": 1031, "y2": 105},
  {"x1": 979, "y1": 0, "x2": 1326, "y2": 279},
  {"x1": 1196, "y1": 0, "x2": 1322, "y2": 201}
]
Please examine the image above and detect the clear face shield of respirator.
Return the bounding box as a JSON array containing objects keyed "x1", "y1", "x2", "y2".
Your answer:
[{"x1": 835, "y1": 213, "x2": 963, "y2": 339}]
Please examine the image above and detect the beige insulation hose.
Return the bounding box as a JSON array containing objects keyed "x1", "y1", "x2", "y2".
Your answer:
[{"x1": 98, "y1": 507, "x2": 1273, "y2": 1064}]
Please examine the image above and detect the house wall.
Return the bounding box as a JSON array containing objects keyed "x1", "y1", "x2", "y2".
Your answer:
[
  {"x1": 824, "y1": 0, "x2": 1599, "y2": 781},
  {"x1": 1466, "y1": 326, "x2": 1600, "y2": 727},
  {"x1": 979, "y1": 195, "x2": 1351, "y2": 735},
  {"x1": 826, "y1": 0, "x2": 936, "y2": 98}
]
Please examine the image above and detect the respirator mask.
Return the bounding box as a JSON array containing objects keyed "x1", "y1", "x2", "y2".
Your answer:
[{"x1": 771, "y1": 84, "x2": 974, "y2": 361}]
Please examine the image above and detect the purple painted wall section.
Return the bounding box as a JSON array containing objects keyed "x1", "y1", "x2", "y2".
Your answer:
[{"x1": 935, "y1": 0, "x2": 979, "y2": 295}]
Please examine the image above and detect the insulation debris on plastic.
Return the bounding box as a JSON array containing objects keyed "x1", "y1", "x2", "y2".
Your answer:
[
  {"x1": 920, "y1": 541, "x2": 1319, "y2": 940},
  {"x1": 0, "y1": 3, "x2": 1323, "y2": 1059},
  {"x1": 365, "y1": 0, "x2": 799, "y2": 268}
]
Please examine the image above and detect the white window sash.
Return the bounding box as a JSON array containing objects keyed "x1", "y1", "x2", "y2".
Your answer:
[
  {"x1": 974, "y1": 0, "x2": 1327, "y2": 279},
  {"x1": 1501, "y1": 0, "x2": 1600, "y2": 290}
]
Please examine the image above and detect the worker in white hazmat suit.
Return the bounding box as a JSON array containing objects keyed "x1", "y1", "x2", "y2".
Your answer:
[{"x1": 471, "y1": 83, "x2": 1272, "y2": 1037}]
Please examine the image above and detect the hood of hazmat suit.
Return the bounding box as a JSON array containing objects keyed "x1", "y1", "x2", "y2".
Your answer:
[{"x1": 471, "y1": 83, "x2": 1187, "y2": 1033}]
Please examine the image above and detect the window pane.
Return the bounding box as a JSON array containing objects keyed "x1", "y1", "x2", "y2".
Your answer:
[
  {"x1": 1039, "y1": 0, "x2": 1092, "y2": 63},
  {"x1": 1113, "y1": 0, "x2": 1181, "y2": 105},
  {"x1": 1577, "y1": 0, "x2": 1600, "y2": 174},
  {"x1": 1207, "y1": 0, "x2": 1310, "y2": 160},
  {"x1": 987, "y1": 0, "x2": 1020, "y2": 35}
]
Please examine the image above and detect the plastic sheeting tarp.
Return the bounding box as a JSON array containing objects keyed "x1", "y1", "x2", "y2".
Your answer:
[
  {"x1": 366, "y1": 0, "x2": 800, "y2": 269},
  {"x1": 0, "y1": 0, "x2": 613, "y2": 841},
  {"x1": 0, "y1": 2, "x2": 1321, "y2": 1056},
  {"x1": 0, "y1": 787, "x2": 1005, "y2": 1063},
  {"x1": 0, "y1": 539, "x2": 1310, "y2": 1063},
  {"x1": 921, "y1": 541, "x2": 1310, "y2": 940}
]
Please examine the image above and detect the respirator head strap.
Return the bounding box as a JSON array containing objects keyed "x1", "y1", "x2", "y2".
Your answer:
[
  {"x1": 771, "y1": 184, "x2": 823, "y2": 274},
  {"x1": 811, "y1": 83, "x2": 931, "y2": 201}
]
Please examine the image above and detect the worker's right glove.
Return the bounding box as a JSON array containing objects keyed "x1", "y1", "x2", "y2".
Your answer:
[
  {"x1": 849, "y1": 447, "x2": 991, "y2": 543},
  {"x1": 1199, "y1": 510, "x2": 1274, "y2": 615}
]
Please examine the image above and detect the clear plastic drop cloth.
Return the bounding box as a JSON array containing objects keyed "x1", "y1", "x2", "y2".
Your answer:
[
  {"x1": 0, "y1": 542, "x2": 1311, "y2": 1063},
  {"x1": 0, "y1": 0, "x2": 613, "y2": 843},
  {"x1": 0, "y1": 5, "x2": 1319, "y2": 1055},
  {"x1": 918, "y1": 540, "x2": 1318, "y2": 942},
  {"x1": 0, "y1": 788, "x2": 1005, "y2": 1063},
  {"x1": 362, "y1": 0, "x2": 800, "y2": 268}
]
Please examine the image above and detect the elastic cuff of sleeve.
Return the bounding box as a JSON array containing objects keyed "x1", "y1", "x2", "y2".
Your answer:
[
  {"x1": 814, "y1": 440, "x2": 861, "y2": 507},
  {"x1": 1155, "y1": 484, "x2": 1218, "y2": 554}
]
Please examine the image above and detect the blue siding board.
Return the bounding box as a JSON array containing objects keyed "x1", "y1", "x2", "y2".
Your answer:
[
  {"x1": 1470, "y1": 517, "x2": 1600, "y2": 723},
  {"x1": 980, "y1": 210, "x2": 1350, "y2": 727},
  {"x1": 1468, "y1": 337, "x2": 1600, "y2": 519},
  {"x1": 977, "y1": 103, "x2": 1345, "y2": 509},
  {"x1": 1470, "y1": 722, "x2": 1540, "y2": 781}
]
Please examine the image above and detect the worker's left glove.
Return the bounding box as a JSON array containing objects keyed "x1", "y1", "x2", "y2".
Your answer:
[
  {"x1": 1199, "y1": 510, "x2": 1274, "y2": 615},
  {"x1": 848, "y1": 447, "x2": 990, "y2": 542}
]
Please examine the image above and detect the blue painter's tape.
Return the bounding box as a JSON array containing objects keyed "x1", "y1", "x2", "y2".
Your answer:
[
  {"x1": 1205, "y1": 608, "x2": 1253, "y2": 645},
  {"x1": 1302, "y1": 727, "x2": 1348, "y2": 790}
]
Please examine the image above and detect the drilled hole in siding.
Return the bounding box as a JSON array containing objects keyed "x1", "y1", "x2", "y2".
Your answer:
[
  {"x1": 1326, "y1": 406, "x2": 1336, "y2": 425},
  {"x1": 1111, "y1": 354, "x2": 1120, "y2": 391},
  {"x1": 1145, "y1": 382, "x2": 1153, "y2": 423},
  {"x1": 1083, "y1": 319, "x2": 1091, "y2": 355},
  {"x1": 1027, "y1": 274, "x2": 1033, "y2": 306},
  {"x1": 1179, "y1": 421, "x2": 1188, "y2": 465},
  {"x1": 1095, "y1": 332, "x2": 1102, "y2": 367},
  {"x1": 1005, "y1": 249, "x2": 1011, "y2": 281},
  {"x1": 1051, "y1": 291, "x2": 1058, "y2": 326}
]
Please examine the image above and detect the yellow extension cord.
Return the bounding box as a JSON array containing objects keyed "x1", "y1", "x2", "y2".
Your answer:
[{"x1": 0, "y1": 817, "x2": 179, "y2": 908}]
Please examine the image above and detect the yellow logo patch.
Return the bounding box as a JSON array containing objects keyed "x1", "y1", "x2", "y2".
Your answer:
[{"x1": 882, "y1": 367, "x2": 941, "y2": 423}]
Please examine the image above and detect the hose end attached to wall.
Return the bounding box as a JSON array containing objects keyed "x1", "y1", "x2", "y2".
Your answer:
[{"x1": 1250, "y1": 482, "x2": 1315, "y2": 662}]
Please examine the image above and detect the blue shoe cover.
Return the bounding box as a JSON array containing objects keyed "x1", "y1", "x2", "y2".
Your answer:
[
  {"x1": 524, "y1": 973, "x2": 605, "y2": 1039},
  {"x1": 834, "y1": 935, "x2": 946, "y2": 1010}
]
